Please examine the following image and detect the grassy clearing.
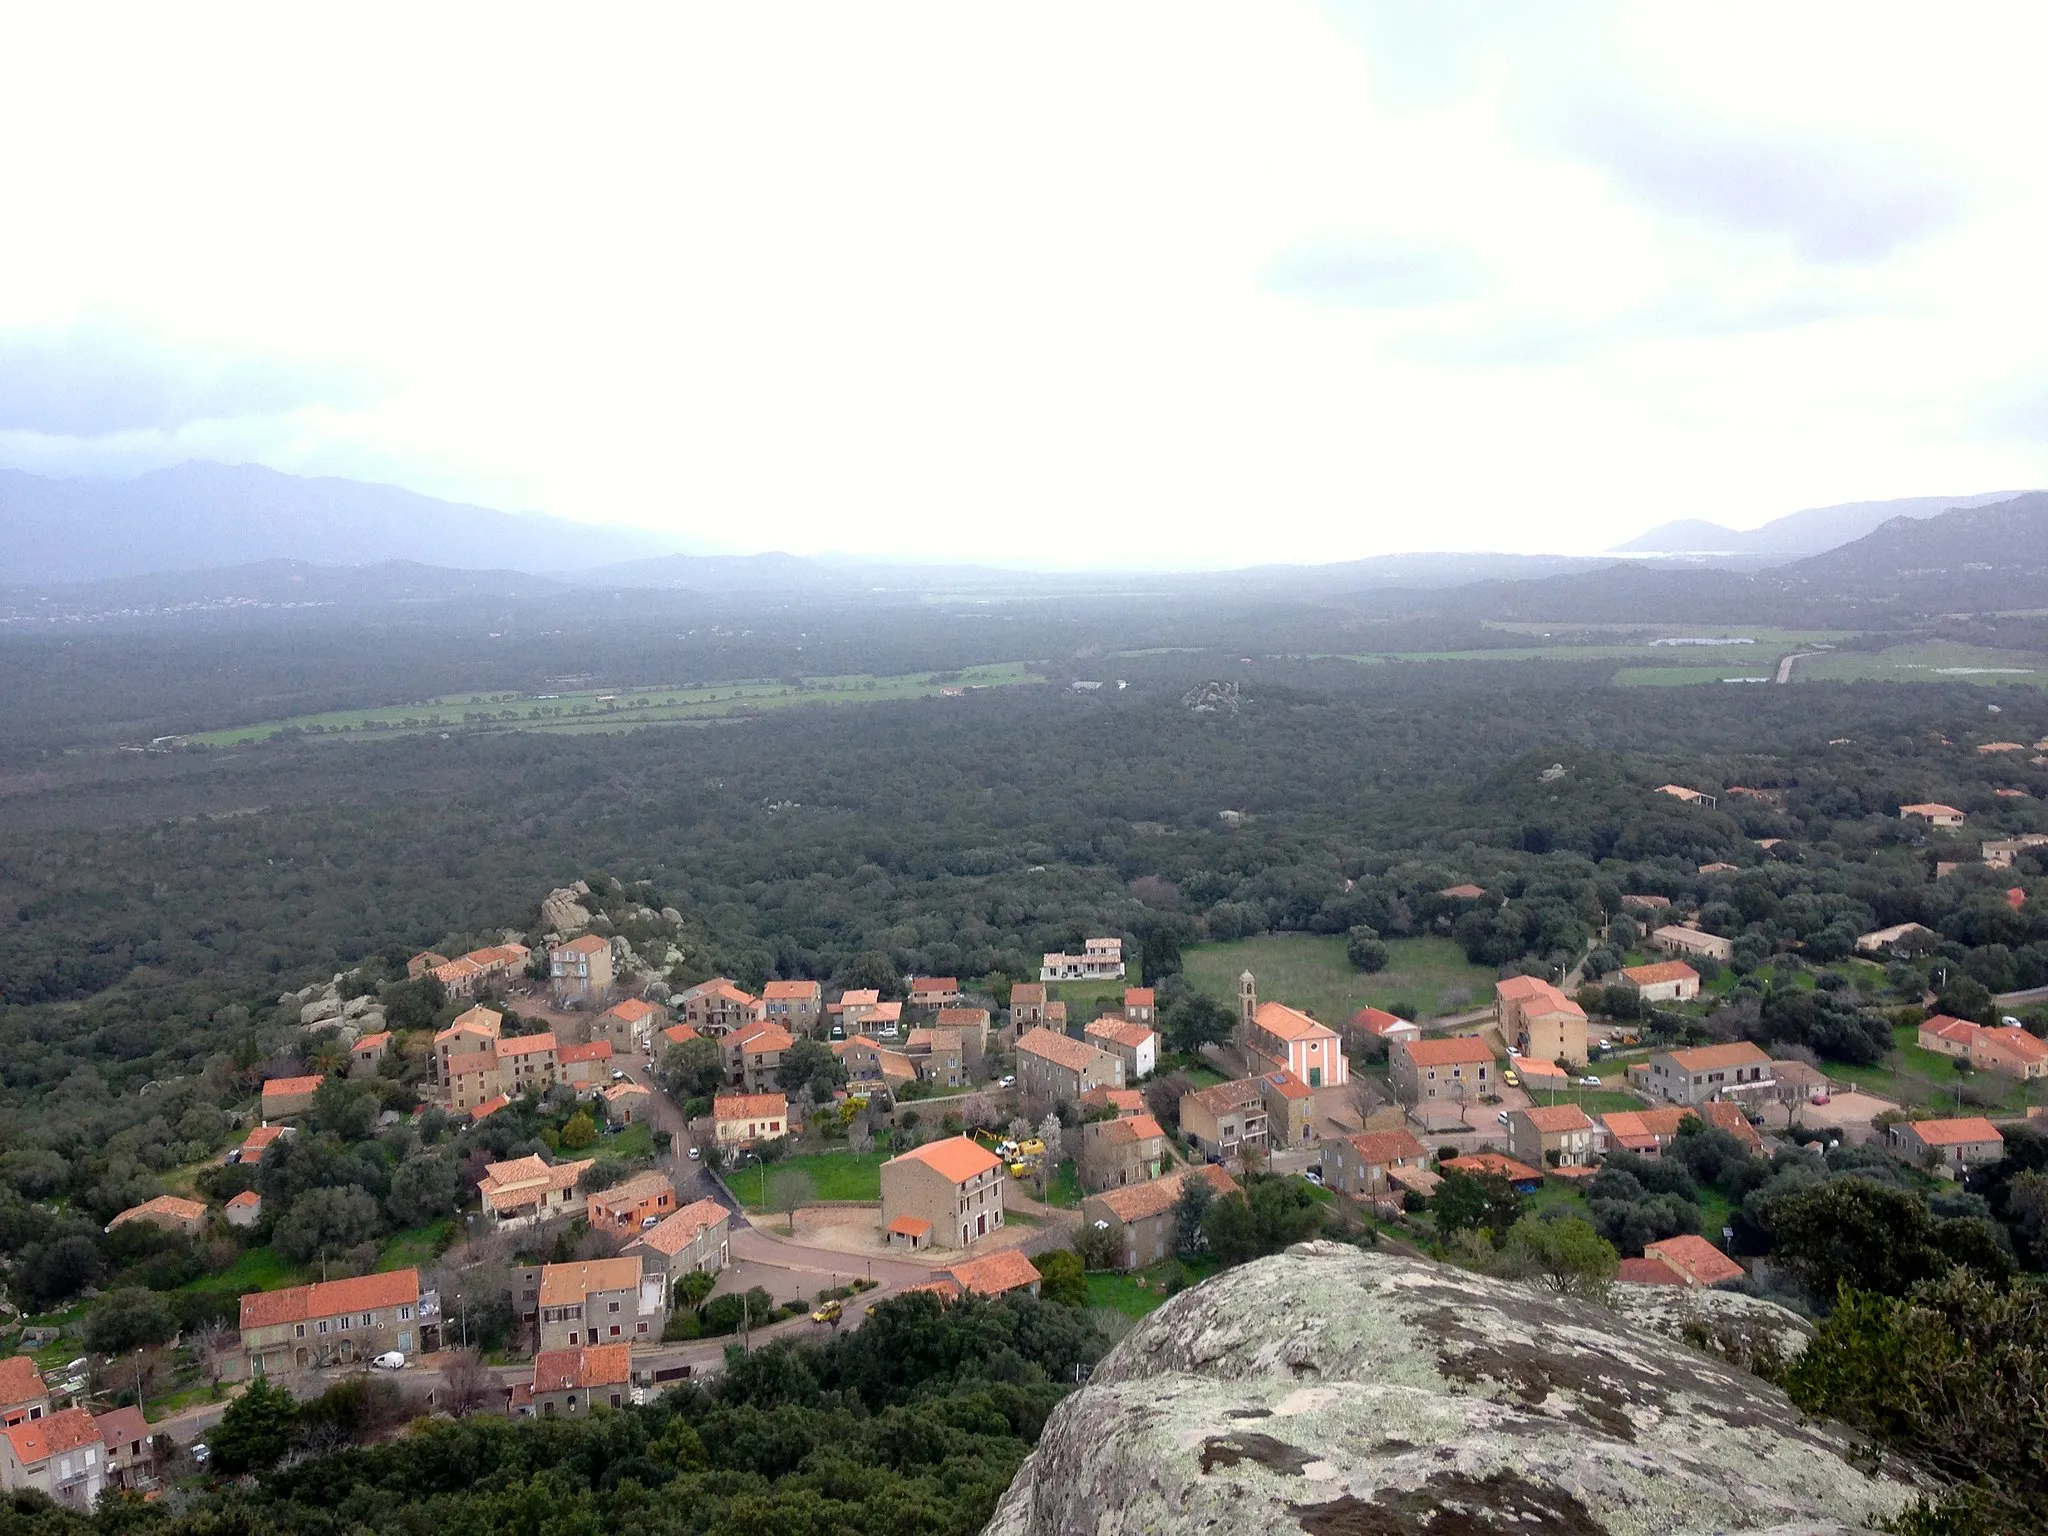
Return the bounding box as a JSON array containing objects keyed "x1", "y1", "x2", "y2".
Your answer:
[
  {"x1": 179, "y1": 1245, "x2": 303, "y2": 1297},
  {"x1": 1815, "y1": 1024, "x2": 2040, "y2": 1116},
  {"x1": 1045, "y1": 974, "x2": 1139, "y2": 1023},
  {"x1": 1084, "y1": 1258, "x2": 1218, "y2": 1318},
  {"x1": 181, "y1": 663, "x2": 1042, "y2": 747},
  {"x1": 1614, "y1": 667, "x2": 1776, "y2": 687},
  {"x1": 377, "y1": 1220, "x2": 456, "y2": 1273},
  {"x1": 603, "y1": 1120, "x2": 657, "y2": 1161},
  {"x1": 1183, "y1": 933, "x2": 1496, "y2": 1022},
  {"x1": 1043, "y1": 1160, "x2": 1084, "y2": 1209},
  {"x1": 734, "y1": 1151, "x2": 886, "y2": 1209}
]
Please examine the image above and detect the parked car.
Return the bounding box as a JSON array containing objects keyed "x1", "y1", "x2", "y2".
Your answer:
[
  {"x1": 687, "y1": 1145, "x2": 702, "y2": 1160},
  {"x1": 642, "y1": 1215, "x2": 661, "y2": 1229},
  {"x1": 1496, "y1": 1110, "x2": 1510, "y2": 1124},
  {"x1": 1302, "y1": 1168, "x2": 1324, "y2": 1186},
  {"x1": 611, "y1": 1069, "x2": 628, "y2": 1081},
  {"x1": 1502, "y1": 1069, "x2": 1520, "y2": 1087},
  {"x1": 370, "y1": 1352, "x2": 406, "y2": 1371},
  {"x1": 190, "y1": 1444, "x2": 210, "y2": 1465},
  {"x1": 1576, "y1": 1076, "x2": 1602, "y2": 1087},
  {"x1": 999, "y1": 1074, "x2": 1016, "y2": 1088}
]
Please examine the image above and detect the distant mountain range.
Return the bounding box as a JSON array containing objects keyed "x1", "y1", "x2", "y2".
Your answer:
[
  {"x1": 1611, "y1": 490, "x2": 2034, "y2": 558},
  {"x1": 0, "y1": 461, "x2": 686, "y2": 583}
]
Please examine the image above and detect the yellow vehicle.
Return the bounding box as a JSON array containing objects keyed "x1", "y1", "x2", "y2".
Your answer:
[
  {"x1": 810, "y1": 1299, "x2": 844, "y2": 1325},
  {"x1": 1008, "y1": 1161, "x2": 1030, "y2": 1178},
  {"x1": 1502, "y1": 1069, "x2": 1519, "y2": 1087},
  {"x1": 1018, "y1": 1138, "x2": 1046, "y2": 1158}
]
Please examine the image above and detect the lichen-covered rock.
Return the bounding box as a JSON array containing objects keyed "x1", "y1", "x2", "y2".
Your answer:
[
  {"x1": 986, "y1": 1243, "x2": 1922, "y2": 1536},
  {"x1": 540, "y1": 888, "x2": 593, "y2": 934},
  {"x1": 1609, "y1": 1281, "x2": 1815, "y2": 1372}
]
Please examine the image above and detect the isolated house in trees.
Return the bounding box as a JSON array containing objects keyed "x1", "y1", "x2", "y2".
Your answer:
[
  {"x1": 260, "y1": 1075, "x2": 323, "y2": 1119},
  {"x1": 1899, "y1": 803, "x2": 1964, "y2": 828},
  {"x1": 880, "y1": 1136, "x2": 1005, "y2": 1250},
  {"x1": 1888, "y1": 1116, "x2": 2005, "y2": 1170},
  {"x1": 1039, "y1": 937, "x2": 1125, "y2": 981},
  {"x1": 350, "y1": 1030, "x2": 393, "y2": 1074},
  {"x1": 1617, "y1": 961, "x2": 1700, "y2": 1003},
  {"x1": 550, "y1": 935, "x2": 614, "y2": 1004},
  {"x1": 1651, "y1": 925, "x2": 1735, "y2": 963},
  {"x1": 106, "y1": 1195, "x2": 207, "y2": 1239}
]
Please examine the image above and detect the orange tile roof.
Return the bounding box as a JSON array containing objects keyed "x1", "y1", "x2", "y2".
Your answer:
[
  {"x1": 1495, "y1": 975, "x2": 1550, "y2": 1002},
  {"x1": 1900, "y1": 803, "x2": 1963, "y2": 817},
  {"x1": 558, "y1": 935, "x2": 609, "y2": 954},
  {"x1": 1010, "y1": 983, "x2": 1046, "y2": 1005},
  {"x1": 1345, "y1": 1129, "x2": 1427, "y2": 1165},
  {"x1": 1516, "y1": 1104, "x2": 1595, "y2": 1133},
  {"x1": 1981, "y1": 1028, "x2": 2048, "y2": 1065},
  {"x1": 533, "y1": 1344, "x2": 631, "y2": 1393},
  {"x1": 946, "y1": 1249, "x2": 1041, "y2": 1297},
  {"x1": 1439, "y1": 883, "x2": 1488, "y2": 899},
  {"x1": 1643, "y1": 1234, "x2": 1744, "y2": 1287},
  {"x1": 1261, "y1": 1071, "x2": 1314, "y2": 1100},
  {"x1": 227, "y1": 1190, "x2": 262, "y2": 1209},
  {"x1": 889, "y1": 1135, "x2": 1002, "y2": 1183},
  {"x1": 0, "y1": 1355, "x2": 45, "y2": 1407},
  {"x1": 762, "y1": 980, "x2": 821, "y2": 1000},
  {"x1": 1444, "y1": 1152, "x2": 1545, "y2": 1182},
  {"x1": 734, "y1": 1023, "x2": 794, "y2": 1053},
  {"x1": 1352, "y1": 1006, "x2": 1415, "y2": 1035},
  {"x1": 909, "y1": 976, "x2": 960, "y2": 994},
  {"x1": 262, "y1": 1074, "x2": 324, "y2": 1098},
  {"x1": 1091, "y1": 1164, "x2": 1238, "y2": 1224},
  {"x1": 903, "y1": 1278, "x2": 961, "y2": 1300},
  {"x1": 471, "y1": 1094, "x2": 511, "y2": 1120},
  {"x1": 661, "y1": 1023, "x2": 701, "y2": 1047},
  {"x1": 1124, "y1": 987, "x2": 1156, "y2": 1007},
  {"x1": 588, "y1": 1171, "x2": 674, "y2": 1212},
  {"x1": 3, "y1": 1406, "x2": 100, "y2": 1463},
  {"x1": 557, "y1": 1040, "x2": 613, "y2": 1065},
  {"x1": 935, "y1": 1006, "x2": 991, "y2": 1028},
  {"x1": 1662, "y1": 1042, "x2": 1772, "y2": 1072},
  {"x1": 435, "y1": 1005, "x2": 502, "y2": 1043},
  {"x1": 713, "y1": 1092, "x2": 788, "y2": 1121},
  {"x1": 1250, "y1": 1001, "x2": 1337, "y2": 1041},
  {"x1": 239, "y1": 1268, "x2": 419, "y2": 1332},
  {"x1": 498, "y1": 1032, "x2": 559, "y2": 1057},
  {"x1": 108, "y1": 1195, "x2": 207, "y2": 1229},
  {"x1": 241, "y1": 1124, "x2": 290, "y2": 1155},
  {"x1": 838, "y1": 989, "x2": 880, "y2": 1006},
  {"x1": 1699, "y1": 1100, "x2": 1763, "y2": 1150},
  {"x1": 887, "y1": 1214, "x2": 933, "y2": 1237},
  {"x1": 1398, "y1": 1036, "x2": 1495, "y2": 1067},
  {"x1": 481, "y1": 1156, "x2": 592, "y2": 1211},
  {"x1": 352, "y1": 1030, "x2": 393, "y2": 1052},
  {"x1": 632, "y1": 1197, "x2": 729, "y2": 1256},
  {"x1": 1084, "y1": 1019, "x2": 1157, "y2": 1049},
  {"x1": 1617, "y1": 1255, "x2": 1683, "y2": 1285},
  {"x1": 1620, "y1": 961, "x2": 1699, "y2": 986},
  {"x1": 1017, "y1": 1027, "x2": 1111, "y2": 1072},
  {"x1": 537, "y1": 1256, "x2": 641, "y2": 1308},
  {"x1": 1507, "y1": 1054, "x2": 1568, "y2": 1081},
  {"x1": 1080, "y1": 1087, "x2": 1147, "y2": 1116},
  {"x1": 1600, "y1": 1108, "x2": 1693, "y2": 1146},
  {"x1": 602, "y1": 998, "x2": 660, "y2": 1022},
  {"x1": 1904, "y1": 1116, "x2": 2004, "y2": 1146}
]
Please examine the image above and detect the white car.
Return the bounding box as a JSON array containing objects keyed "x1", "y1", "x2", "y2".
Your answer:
[
  {"x1": 190, "y1": 1444, "x2": 210, "y2": 1465},
  {"x1": 1302, "y1": 1168, "x2": 1324, "y2": 1186},
  {"x1": 1576, "y1": 1076, "x2": 1602, "y2": 1087},
  {"x1": 611, "y1": 1069, "x2": 628, "y2": 1082},
  {"x1": 999, "y1": 1075, "x2": 1016, "y2": 1088},
  {"x1": 1496, "y1": 1110, "x2": 1510, "y2": 1124},
  {"x1": 370, "y1": 1351, "x2": 406, "y2": 1371},
  {"x1": 641, "y1": 1214, "x2": 662, "y2": 1229},
  {"x1": 687, "y1": 1145, "x2": 702, "y2": 1160}
]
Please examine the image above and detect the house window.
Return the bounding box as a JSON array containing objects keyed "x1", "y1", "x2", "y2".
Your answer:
[
  {"x1": 360, "y1": 1313, "x2": 373, "y2": 1327},
  {"x1": 295, "y1": 1325, "x2": 306, "y2": 1339},
  {"x1": 609, "y1": 1325, "x2": 621, "y2": 1337},
  {"x1": 339, "y1": 1316, "x2": 351, "y2": 1331},
  {"x1": 399, "y1": 1306, "x2": 412, "y2": 1321},
  {"x1": 318, "y1": 1320, "x2": 329, "y2": 1334}
]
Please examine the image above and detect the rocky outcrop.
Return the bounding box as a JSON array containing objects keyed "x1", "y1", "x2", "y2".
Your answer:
[
  {"x1": 986, "y1": 1243, "x2": 1923, "y2": 1536},
  {"x1": 299, "y1": 996, "x2": 343, "y2": 1026},
  {"x1": 539, "y1": 887, "x2": 592, "y2": 935}
]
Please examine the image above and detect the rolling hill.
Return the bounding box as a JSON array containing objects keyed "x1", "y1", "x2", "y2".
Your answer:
[{"x1": 1612, "y1": 490, "x2": 2032, "y2": 558}]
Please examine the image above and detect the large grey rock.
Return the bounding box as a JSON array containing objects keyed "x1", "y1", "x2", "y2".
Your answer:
[
  {"x1": 986, "y1": 1243, "x2": 1922, "y2": 1536},
  {"x1": 342, "y1": 994, "x2": 376, "y2": 1020},
  {"x1": 540, "y1": 888, "x2": 592, "y2": 934},
  {"x1": 299, "y1": 996, "x2": 343, "y2": 1026}
]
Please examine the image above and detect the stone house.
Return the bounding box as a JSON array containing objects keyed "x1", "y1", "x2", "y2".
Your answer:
[
  {"x1": 1080, "y1": 1164, "x2": 1238, "y2": 1270},
  {"x1": 1650, "y1": 926, "x2": 1736, "y2": 963},
  {"x1": 1179, "y1": 1078, "x2": 1269, "y2": 1161},
  {"x1": 1493, "y1": 977, "x2": 1587, "y2": 1068},
  {"x1": 677, "y1": 978, "x2": 763, "y2": 1035},
  {"x1": 550, "y1": 936, "x2": 613, "y2": 1005},
  {"x1": 1078, "y1": 1112, "x2": 1166, "y2": 1191},
  {"x1": 557, "y1": 1039, "x2": 614, "y2": 1093},
  {"x1": 1644, "y1": 1043, "x2": 1774, "y2": 1105},
  {"x1": 905, "y1": 1027, "x2": 967, "y2": 1088},
  {"x1": 520, "y1": 1256, "x2": 665, "y2": 1351},
  {"x1": 479, "y1": 1155, "x2": 596, "y2": 1230},
  {"x1": 350, "y1": 1030, "x2": 393, "y2": 1074},
  {"x1": 1083, "y1": 1018, "x2": 1158, "y2": 1082},
  {"x1": 259, "y1": 1074, "x2": 323, "y2": 1119},
  {"x1": 1616, "y1": 960, "x2": 1700, "y2": 1004},
  {"x1": 944, "y1": 1249, "x2": 1042, "y2": 1298},
  {"x1": 1319, "y1": 1128, "x2": 1428, "y2": 1198},
  {"x1": 434, "y1": 1005, "x2": 506, "y2": 1111},
  {"x1": 601, "y1": 1081, "x2": 651, "y2": 1126},
  {"x1": 225, "y1": 1190, "x2": 262, "y2": 1229},
  {"x1": 1389, "y1": 1037, "x2": 1494, "y2": 1106},
  {"x1": 907, "y1": 976, "x2": 962, "y2": 1011},
  {"x1": 624, "y1": 1197, "x2": 730, "y2": 1290},
  {"x1": 1507, "y1": 1104, "x2": 1598, "y2": 1168},
  {"x1": 90, "y1": 1407, "x2": 155, "y2": 1492},
  {"x1": 761, "y1": 979, "x2": 823, "y2": 1034},
  {"x1": 521, "y1": 1344, "x2": 631, "y2": 1417},
  {"x1": 498, "y1": 1031, "x2": 560, "y2": 1097},
  {"x1": 0, "y1": 1357, "x2": 49, "y2": 1428},
  {"x1": 593, "y1": 998, "x2": 660, "y2": 1052},
  {"x1": 240, "y1": 1269, "x2": 429, "y2": 1377},
  {"x1": 879, "y1": 1136, "x2": 1005, "y2": 1251},
  {"x1": 1016, "y1": 1027, "x2": 1124, "y2": 1105},
  {"x1": 721, "y1": 1019, "x2": 793, "y2": 1090},
  {"x1": 1122, "y1": 987, "x2": 1155, "y2": 1025},
  {"x1": 105, "y1": 1195, "x2": 207, "y2": 1239},
  {"x1": 1888, "y1": 1116, "x2": 2005, "y2": 1170},
  {"x1": 1257, "y1": 1071, "x2": 1317, "y2": 1148}
]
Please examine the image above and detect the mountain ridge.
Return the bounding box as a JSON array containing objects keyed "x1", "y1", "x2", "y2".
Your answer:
[{"x1": 1612, "y1": 489, "x2": 2033, "y2": 557}]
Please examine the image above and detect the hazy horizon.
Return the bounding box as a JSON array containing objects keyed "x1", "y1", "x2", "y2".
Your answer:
[{"x1": 4, "y1": 5, "x2": 2046, "y2": 564}]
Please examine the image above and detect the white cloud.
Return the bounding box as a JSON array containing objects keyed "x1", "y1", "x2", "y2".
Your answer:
[{"x1": 0, "y1": 2, "x2": 2041, "y2": 563}]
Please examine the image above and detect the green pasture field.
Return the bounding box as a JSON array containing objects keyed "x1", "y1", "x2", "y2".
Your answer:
[
  {"x1": 733, "y1": 1151, "x2": 886, "y2": 1209},
  {"x1": 1790, "y1": 640, "x2": 2048, "y2": 687},
  {"x1": 1182, "y1": 933, "x2": 1496, "y2": 1023},
  {"x1": 179, "y1": 663, "x2": 1041, "y2": 746}
]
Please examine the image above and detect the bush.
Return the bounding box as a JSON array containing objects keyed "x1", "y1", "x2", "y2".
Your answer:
[{"x1": 85, "y1": 1287, "x2": 177, "y2": 1354}]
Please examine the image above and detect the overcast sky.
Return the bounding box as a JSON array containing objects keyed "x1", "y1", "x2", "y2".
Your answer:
[{"x1": 1, "y1": 4, "x2": 2043, "y2": 565}]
